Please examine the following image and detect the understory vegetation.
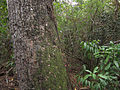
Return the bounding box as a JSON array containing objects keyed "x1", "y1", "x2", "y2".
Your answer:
[{"x1": 0, "y1": 0, "x2": 120, "y2": 89}]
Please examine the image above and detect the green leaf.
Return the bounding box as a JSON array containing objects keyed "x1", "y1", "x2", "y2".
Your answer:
[
  {"x1": 83, "y1": 65, "x2": 86, "y2": 70},
  {"x1": 105, "y1": 62, "x2": 111, "y2": 70},
  {"x1": 80, "y1": 41, "x2": 84, "y2": 45},
  {"x1": 114, "y1": 61, "x2": 119, "y2": 68},
  {"x1": 98, "y1": 74, "x2": 108, "y2": 79},
  {"x1": 84, "y1": 42, "x2": 87, "y2": 48},
  {"x1": 104, "y1": 55, "x2": 110, "y2": 64},
  {"x1": 84, "y1": 74, "x2": 91, "y2": 80},
  {"x1": 85, "y1": 80, "x2": 88, "y2": 86},
  {"x1": 93, "y1": 66, "x2": 99, "y2": 73},
  {"x1": 99, "y1": 78, "x2": 107, "y2": 85},
  {"x1": 110, "y1": 41, "x2": 114, "y2": 45},
  {"x1": 85, "y1": 70, "x2": 92, "y2": 74},
  {"x1": 92, "y1": 73, "x2": 96, "y2": 79}
]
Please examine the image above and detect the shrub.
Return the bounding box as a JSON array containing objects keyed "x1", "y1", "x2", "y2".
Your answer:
[{"x1": 77, "y1": 40, "x2": 120, "y2": 89}]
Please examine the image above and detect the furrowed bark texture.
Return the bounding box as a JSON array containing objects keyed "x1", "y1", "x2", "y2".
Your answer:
[{"x1": 8, "y1": 0, "x2": 69, "y2": 90}]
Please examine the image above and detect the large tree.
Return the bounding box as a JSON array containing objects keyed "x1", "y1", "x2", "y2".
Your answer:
[{"x1": 8, "y1": 0, "x2": 69, "y2": 89}]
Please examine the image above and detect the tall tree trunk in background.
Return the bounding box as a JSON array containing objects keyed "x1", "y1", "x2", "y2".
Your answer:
[{"x1": 8, "y1": 0, "x2": 69, "y2": 89}]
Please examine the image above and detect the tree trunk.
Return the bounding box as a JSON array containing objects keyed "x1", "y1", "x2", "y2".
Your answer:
[{"x1": 8, "y1": 0, "x2": 69, "y2": 89}]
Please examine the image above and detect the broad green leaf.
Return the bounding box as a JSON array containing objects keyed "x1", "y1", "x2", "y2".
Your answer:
[
  {"x1": 92, "y1": 73, "x2": 96, "y2": 79},
  {"x1": 98, "y1": 74, "x2": 108, "y2": 79}
]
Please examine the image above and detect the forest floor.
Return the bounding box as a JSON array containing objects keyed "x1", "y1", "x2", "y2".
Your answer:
[
  {"x1": 0, "y1": 61, "x2": 19, "y2": 90},
  {"x1": 0, "y1": 61, "x2": 89, "y2": 90}
]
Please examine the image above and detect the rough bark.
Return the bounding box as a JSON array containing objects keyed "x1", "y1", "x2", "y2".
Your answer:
[{"x1": 8, "y1": 0, "x2": 69, "y2": 90}]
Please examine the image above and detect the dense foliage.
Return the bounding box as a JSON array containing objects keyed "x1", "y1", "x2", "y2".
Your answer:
[
  {"x1": 0, "y1": 0, "x2": 120, "y2": 89},
  {"x1": 79, "y1": 40, "x2": 120, "y2": 89},
  {"x1": 0, "y1": 0, "x2": 12, "y2": 64},
  {"x1": 54, "y1": 0, "x2": 120, "y2": 89}
]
